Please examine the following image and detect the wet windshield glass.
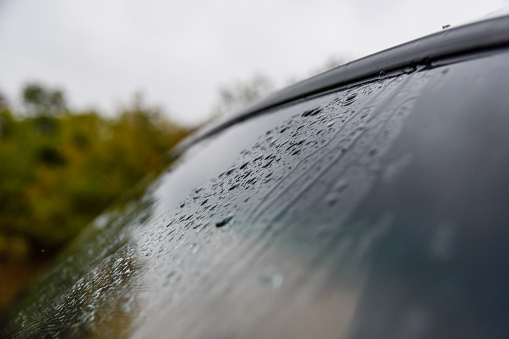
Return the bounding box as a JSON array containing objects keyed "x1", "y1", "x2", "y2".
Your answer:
[{"x1": 3, "y1": 50, "x2": 509, "y2": 339}]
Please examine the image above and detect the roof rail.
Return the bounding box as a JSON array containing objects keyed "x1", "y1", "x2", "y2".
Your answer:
[{"x1": 174, "y1": 14, "x2": 509, "y2": 155}]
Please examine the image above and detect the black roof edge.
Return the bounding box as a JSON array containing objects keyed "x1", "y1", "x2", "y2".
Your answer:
[{"x1": 173, "y1": 14, "x2": 509, "y2": 156}]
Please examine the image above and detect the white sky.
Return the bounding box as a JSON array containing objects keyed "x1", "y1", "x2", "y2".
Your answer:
[{"x1": 0, "y1": 0, "x2": 507, "y2": 124}]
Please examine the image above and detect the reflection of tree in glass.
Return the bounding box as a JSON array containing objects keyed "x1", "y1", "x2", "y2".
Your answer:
[{"x1": 2, "y1": 198, "x2": 154, "y2": 338}]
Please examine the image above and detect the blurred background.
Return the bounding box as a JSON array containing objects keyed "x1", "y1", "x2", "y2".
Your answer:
[{"x1": 0, "y1": 0, "x2": 507, "y2": 311}]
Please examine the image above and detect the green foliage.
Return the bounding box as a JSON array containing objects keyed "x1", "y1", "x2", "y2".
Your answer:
[
  {"x1": 0, "y1": 85, "x2": 190, "y2": 250},
  {"x1": 22, "y1": 83, "x2": 66, "y2": 117}
]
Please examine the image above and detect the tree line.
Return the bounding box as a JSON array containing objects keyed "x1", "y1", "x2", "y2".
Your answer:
[{"x1": 0, "y1": 84, "x2": 191, "y2": 256}]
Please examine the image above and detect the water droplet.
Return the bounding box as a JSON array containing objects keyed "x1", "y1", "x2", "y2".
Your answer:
[
  {"x1": 260, "y1": 274, "x2": 283, "y2": 289},
  {"x1": 239, "y1": 161, "x2": 250, "y2": 170},
  {"x1": 302, "y1": 107, "x2": 322, "y2": 117},
  {"x1": 163, "y1": 271, "x2": 176, "y2": 286},
  {"x1": 190, "y1": 243, "x2": 199, "y2": 254},
  {"x1": 112, "y1": 258, "x2": 122, "y2": 269},
  {"x1": 431, "y1": 221, "x2": 456, "y2": 261},
  {"x1": 216, "y1": 215, "x2": 234, "y2": 227},
  {"x1": 253, "y1": 154, "x2": 264, "y2": 162},
  {"x1": 121, "y1": 299, "x2": 133, "y2": 312},
  {"x1": 269, "y1": 137, "x2": 279, "y2": 145},
  {"x1": 262, "y1": 159, "x2": 274, "y2": 168},
  {"x1": 404, "y1": 66, "x2": 416, "y2": 74},
  {"x1": 344, "y1": 93, "x2": 358, "y2": 106},
  {"x1": 279, "y1": 126, "x2": 289, "y2": 133},
  {"x1": 325, "y1": 179, "x2": 348, "y2": 205},
  {"x1": 325, "y1": 193, "x2": 338, "y2": 205}
]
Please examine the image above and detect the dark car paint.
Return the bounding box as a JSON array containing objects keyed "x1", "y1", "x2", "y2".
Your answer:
[{"x1": 2, "y1": 16, "x2": 509, "y2": 339}]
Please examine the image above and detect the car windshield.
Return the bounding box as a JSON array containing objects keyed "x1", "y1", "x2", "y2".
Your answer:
[{"x1": 3, "y1": 33, "x2": 509, "y2": 339}]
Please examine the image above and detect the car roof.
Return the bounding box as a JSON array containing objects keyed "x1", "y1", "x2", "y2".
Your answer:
[{"x1": 175, "y1": 13, "x2": 509, "y2": 155}]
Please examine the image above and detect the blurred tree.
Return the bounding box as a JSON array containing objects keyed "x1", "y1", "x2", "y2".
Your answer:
[
  {"x1": 286, "y1": 55, "x2": 349, "y2": 86},
  {"x1": 0, "y1": 84, "x2": 192, "y2": 311},
  {"x1": 0, "y1": 88, "x2": 7, "y2": 108},
  {"x1": 309, "y1": 55, "x2": 347, "y2": 76},
  {"x1": 211, "y1": 56, "x2": 348, "y2": 120},
  {"x1": 22, "y1": 83, "x2": 66, "y2": 117},
  {"x1": 22, "y1": 83, "x2": 66, "y2": 135},
  {"x1": 0, "y1": 86, "x2": 190, "y2": 252},
  {"x1": 212, "y1": 73, "x2": 274, "y2": 117}
]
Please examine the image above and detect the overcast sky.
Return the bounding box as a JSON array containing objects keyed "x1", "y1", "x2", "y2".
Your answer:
[{"x1": 0, "y1": 0, "x2": 507, "y2": 124}]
